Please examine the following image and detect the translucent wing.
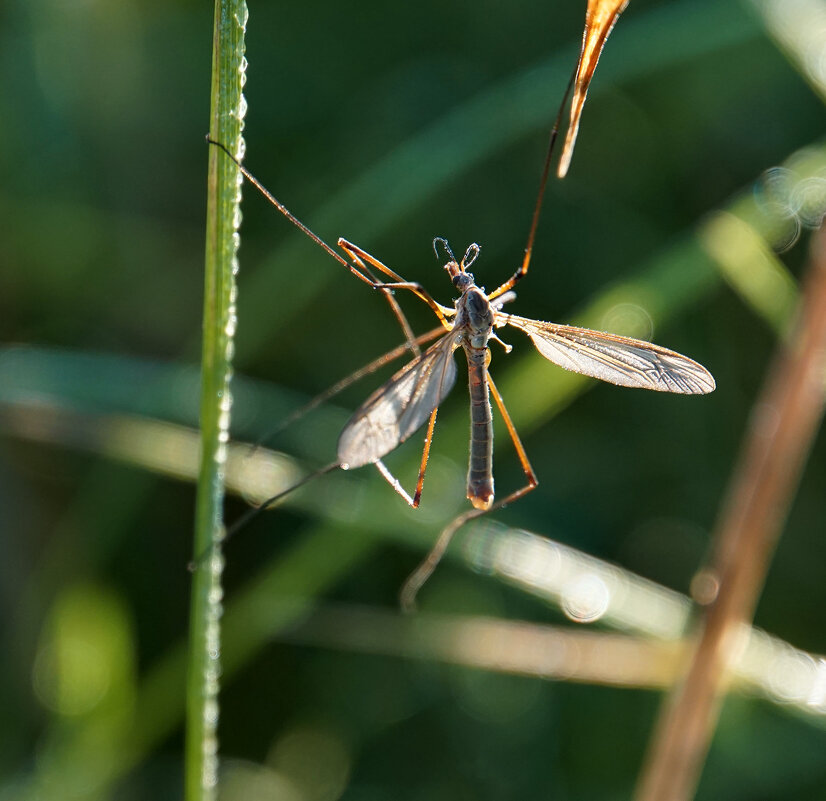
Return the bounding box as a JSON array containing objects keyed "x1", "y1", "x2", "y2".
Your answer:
[
  {"x1": 337, "y1": 334, "x2": 458, "y2": 469},
  {"x1": 500, "y1": 314, "x2": 715, "y2": 394}
]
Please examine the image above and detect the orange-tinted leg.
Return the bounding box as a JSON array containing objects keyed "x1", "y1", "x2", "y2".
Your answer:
[
  {"x1": 399, "y1": 372, "x2": 538, "y2": 610},
  {"x1": 374, "y1": 405, "x2": 440, "y2": 507},
  {"x1": 486, "y1": 63, "x2": 578, "y2": 302}
]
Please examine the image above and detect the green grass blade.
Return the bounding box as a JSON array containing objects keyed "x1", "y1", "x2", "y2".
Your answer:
[{"x1": 187, "y1": 1, "x2": 247, "y2": 800}]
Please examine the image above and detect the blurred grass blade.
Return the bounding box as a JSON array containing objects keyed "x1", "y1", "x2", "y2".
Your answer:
[
  {"x1": 558, "y1": 0, "x2": 629, "y2": 178},
  {"x1": 189, "y1": 1, "x2": 247, "y2": 800},
  {"x1": 746, "y1": 0, "x2": 826, "y2": 102},
  {"x1": 699, "y1": 212, "x2": 798, "y2": 336}
]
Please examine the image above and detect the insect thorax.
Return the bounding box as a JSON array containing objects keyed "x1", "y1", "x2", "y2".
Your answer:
[{"x1": 455, "y1": 285, "x2": 494, "y2": 350}]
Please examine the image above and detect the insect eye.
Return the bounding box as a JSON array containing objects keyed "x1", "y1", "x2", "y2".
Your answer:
[{"x1": 452, "y1": 272, "x2": 475, "y2": 292}]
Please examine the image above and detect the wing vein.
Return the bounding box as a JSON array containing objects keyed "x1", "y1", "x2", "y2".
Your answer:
[
  {"x1": 337, "y1": 333, "x2": 459, "y2": 467},
  {"x1": 498, "y1": 313, "x2": 715, "y2": 394}
]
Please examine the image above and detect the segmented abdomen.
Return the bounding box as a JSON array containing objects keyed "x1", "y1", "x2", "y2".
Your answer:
[{"x1": 466, "y1": 348, "x2": 493, "y2": 510}]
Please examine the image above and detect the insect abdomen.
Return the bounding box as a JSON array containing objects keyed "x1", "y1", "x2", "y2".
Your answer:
[{"x1": 466, "y1": 350, "x2": 493, "y2": 510}]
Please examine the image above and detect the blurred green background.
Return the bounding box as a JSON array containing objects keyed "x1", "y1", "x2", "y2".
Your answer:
[{"x1": 3, "y1": 0, "x2": 826, "y2": 799}]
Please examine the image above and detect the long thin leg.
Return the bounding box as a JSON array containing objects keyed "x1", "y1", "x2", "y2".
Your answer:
[
  {"x1": 372, "y1": 281, "x2": 455, "y2": 329},
  {"x1": 412, "y1": 406, "x2": 440, "y2": 507},
  {"x1": 189, "y1": 459, "x2": 341, "y2": 570},
  {"x1": 399, "y1": 372, "x2": 538, "y2": 611},
  {"x1": 340, "y1": 238, "x2": 456, "y2": 326},
  {"x1": 207, "y1": 138, "x2": 419, "y2": 355},
  {"x1": 340, "y1": 238, "x2": 457, "y2": 326},
  {"x1": 486, "y1": 62, "x2": 579, "y2": 302},
  {"x1": 234, "y1": 332, "x2": 446, "y2": 552},
  {"x1": 337, "y1": 238, "x2": 422, "y2": 353},
  {"x1": 338, "y1": 238, "x2": 408, "y2": 285},
  {"x1": 249, "y1": 325, "x2": 446, "y2": 457},
  {"x1": 486, "y1": 373, "x2": 538, "y2": 491},
  {"x1": 374, "y1": 404, "x2": 440, "y2": 508}
]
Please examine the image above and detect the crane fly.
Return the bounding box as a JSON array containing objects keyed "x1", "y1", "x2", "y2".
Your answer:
[
  {"x1": 334, "y1": 237, "x2": 715, "y2": 513},
  {"x1": 207, "y1": 63, "x2": 715, "y2": 602}
]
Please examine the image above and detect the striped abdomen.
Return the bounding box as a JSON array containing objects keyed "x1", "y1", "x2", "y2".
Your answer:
[{"x1": 466, "y1": 348, "x2": 493, "y2": 510}]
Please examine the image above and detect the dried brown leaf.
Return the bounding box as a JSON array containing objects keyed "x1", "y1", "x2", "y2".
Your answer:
[{"x1": 558, "y1": 0, "x2": 629, "y2": 178}]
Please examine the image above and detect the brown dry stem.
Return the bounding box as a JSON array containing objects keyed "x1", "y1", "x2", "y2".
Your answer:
[{"x1": 634, "y1": 225, "x2": 826, "y2": 801}]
